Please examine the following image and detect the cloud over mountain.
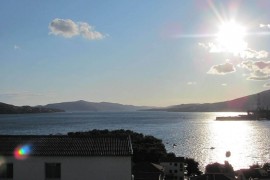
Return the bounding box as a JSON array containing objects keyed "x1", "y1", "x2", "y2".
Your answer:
[{"x1": 49, "y1": 18, "x2": 105, "y2": 40}]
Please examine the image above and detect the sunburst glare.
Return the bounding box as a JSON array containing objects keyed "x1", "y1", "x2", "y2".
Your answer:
[{"x1": 216, "y1": 20, "x2": 247, "y2": 54}]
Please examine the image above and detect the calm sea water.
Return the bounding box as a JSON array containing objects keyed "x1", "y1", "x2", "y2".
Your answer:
[{"x1": 0, "y1": 111, "x2": 270, "y2": 171}]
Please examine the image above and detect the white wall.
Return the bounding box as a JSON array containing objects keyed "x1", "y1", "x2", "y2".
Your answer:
[
  {"x1": 3, "y1": 156, "x2": 131, "y2": 180},
  {"x1": 160, "y1": 162, "x2": 185, "y2": 180}
]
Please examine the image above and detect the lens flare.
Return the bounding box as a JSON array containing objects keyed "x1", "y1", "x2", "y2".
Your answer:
[{"x1": 14, "y1": 144, "x2": 32, "y2": 160}]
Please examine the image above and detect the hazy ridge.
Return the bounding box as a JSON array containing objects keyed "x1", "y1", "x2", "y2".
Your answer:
[
  {"x1": 42, "y1": 100, "x2": 151, "y2": 112},
  {"x1": 145, "y1": 89, "x2": 270, "y2": 112},
  {"x1": 1, "y1": 89, "x2": 270, "y2": 113}
]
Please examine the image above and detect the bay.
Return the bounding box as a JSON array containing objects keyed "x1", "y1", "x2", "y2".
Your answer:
[{"x1": 0, "y1": 111, "x2": 270, "y2": 171}]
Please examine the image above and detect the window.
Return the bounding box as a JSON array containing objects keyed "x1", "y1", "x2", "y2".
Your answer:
[
  {"x1": 169, "y1": 170, "x2": 173, "y2": 173},
  {"x1": 180, "y1": 163, "x2": 184, "y2": 171},
  {"x1": 45, "y1": 163, "x2": 61, "y2": 179},
  {"x1": 174, "y1": 163, "x2": 177, "y2": 166},
  {"x1": 174, "y1": 170, "x2": 178, "y2": 173},
  {"x1": 0, "y1": 163, "x2": 13, "y2": 179}
]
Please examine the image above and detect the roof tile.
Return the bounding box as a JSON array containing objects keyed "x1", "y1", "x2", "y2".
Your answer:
[{"x1": 0, "y1": 135, "x2": 133, "y2": 157}]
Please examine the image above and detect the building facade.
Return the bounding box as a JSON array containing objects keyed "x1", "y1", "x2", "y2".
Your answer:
[
  {"x1": 0, "y1": 135, "x2": 133, "y2": 180},
  {"x1": 133, "y1": 162, "x2": 165, "y2": 180},
  {"x1": 160, "y1": 157, "x2": 187, "y2": 180}
]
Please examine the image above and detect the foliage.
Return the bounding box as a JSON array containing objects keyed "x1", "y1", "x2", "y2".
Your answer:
[
  {"x1": 184, "y1": 158, "x2": 203, "y2": 176},
  {"x1": 205, "y1": 162, "x2": 223, "y2": 173},
  {"x1": 262, "y1": 163, "x2": 270, "y2": 171},
  {"x1": 249, "y1": 163, "x2": 261, "y2": 169},
  {"x1": 205, "y1": 161, "x2": 234, "y2": 177}
]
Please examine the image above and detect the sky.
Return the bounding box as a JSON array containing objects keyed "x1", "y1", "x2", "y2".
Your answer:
[{"x1": 1, "y1": 0, "x2": 270, "y2": 107}]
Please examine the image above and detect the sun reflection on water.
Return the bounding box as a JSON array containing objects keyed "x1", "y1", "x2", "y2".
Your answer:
[{"x1": 208, "y1": 120, "x2": 261, "y2": 170}]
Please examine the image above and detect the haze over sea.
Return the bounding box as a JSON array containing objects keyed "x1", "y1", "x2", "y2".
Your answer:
[{"x1": 1, "y1": 111, "x2": 270, "y2": 170}]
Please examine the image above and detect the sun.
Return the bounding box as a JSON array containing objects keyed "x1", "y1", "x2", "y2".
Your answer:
[{"x1": 216, "y1": 21, "x2": 247, "y2": 54}]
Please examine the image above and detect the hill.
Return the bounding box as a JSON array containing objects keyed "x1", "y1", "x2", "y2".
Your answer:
[
  {"x1": 0, "y1": 102, "x2": 64, "y2": 114},
  {"x1": 42, "y1": 100, "x2": 150, "y2": 112},
  {"x1": 146, "y1": 89, "x2": 270, "y2": 112}
]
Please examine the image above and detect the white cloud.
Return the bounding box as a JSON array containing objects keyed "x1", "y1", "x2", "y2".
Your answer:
[
  {"x1": 49, "y1": 18, "x2": 79, "y2": 38},
  {"x1": 264, "y1": 82, "x2": 270, "y2": 87},
  {"x1": 260, "y1": 24, "x2": 270, "y2": 28},
  {"x1": 198, "y1": 42, "x2": 209, "y2": 49},
  {"x1": 248, "y1": 74, "x2": 270, "y2": 81},
  {"x1": 14, "y1": 45, "x2": 20, "y2": 50},
  {"x1": 207, "y1": 62, "x2": 236, "y2": 75},
  {"x1": 198, "y1": 43, "x2": 268, "y2": 59},
  {"x1": 78, "y1": 22, "x2": 105, "y2": 40},
  {"x1": 0, "y1": 92, "x2": 46, "y2": 98},
  {"x1": 240, "y1": 49, "x2": 268, "y2": 59},
  {"x1": 241, "y1": 60, "x2": 270, "y2": 72},
  {"x1": 221, "y1": 83, "x2": 227, "y2": 86},
  {"x1": 198, "y1": 42, "x2": 223, "y2": 53},
  {"x1": 241, "y1": 60, "x2": 270, "y2": 80},
  {"x1": 49, "y1": 18, "x2": 105, "y2": 40},
  {"x1": 187, "y1": 82, "x2": 197, "y2": 85}
]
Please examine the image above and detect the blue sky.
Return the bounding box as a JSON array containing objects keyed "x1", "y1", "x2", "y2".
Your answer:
[{"x1": 1, "y1": 0, "x2": 270, "y2": 106}]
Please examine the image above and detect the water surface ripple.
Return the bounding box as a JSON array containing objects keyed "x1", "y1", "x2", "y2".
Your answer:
[{"x1": 0, "y1": 111, "x2": 269, "y2": 170}]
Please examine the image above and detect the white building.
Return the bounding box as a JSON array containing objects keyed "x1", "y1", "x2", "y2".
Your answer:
[
  {"x1": 160, "y1": 157, "x2": 187, "y2": 180},
  {"x1": 0, "y1": 135, "x2": 133, "y2": 180}
]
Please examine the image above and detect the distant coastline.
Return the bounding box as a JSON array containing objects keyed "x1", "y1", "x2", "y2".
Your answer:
[
  {"x1": 143, "y1": 90, "x2": 270, "y2": 112},
  {"x1": 2, "y1": 89, "x2": 270, "y2": 114},
  {"x1": 0, "y1": 102, "x2": 64, "y2": 114}
]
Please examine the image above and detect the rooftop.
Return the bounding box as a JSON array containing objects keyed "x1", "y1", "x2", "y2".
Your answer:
[{"x1": 0, "y1": 135, "x2": 133, "y2": 157}]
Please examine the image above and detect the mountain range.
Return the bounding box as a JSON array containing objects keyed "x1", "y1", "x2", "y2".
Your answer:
[
  {"x1": 146, "y1": 89, "x2": 270, "y2": 112},
  {"x1": 1, "y1": 89, "x2": 270, "y2": 114},
  {"x1": 41, "y1": 100, "x2": 150, "y2": 112}
]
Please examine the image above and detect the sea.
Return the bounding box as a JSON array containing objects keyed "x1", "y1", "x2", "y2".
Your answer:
[{"x1": 0, "y1": 111, "x2": 270, "y2": 171}]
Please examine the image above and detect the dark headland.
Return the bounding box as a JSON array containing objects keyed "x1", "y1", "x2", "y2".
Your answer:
[
  {"x1": 143, "y1": 89, "x2": 270, "y2": 112},
  {"x1": 0, "y1": 102, "x2": 64, "y2": 114}
]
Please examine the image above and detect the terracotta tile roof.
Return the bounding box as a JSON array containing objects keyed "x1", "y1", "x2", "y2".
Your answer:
[{"x1": 0, "y1": 135, "x2": 133, "y2": 156}]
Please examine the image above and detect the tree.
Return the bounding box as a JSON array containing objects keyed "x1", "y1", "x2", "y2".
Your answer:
[
  {"x1": 249, "y1": 163, "x2": 261, "y2": 169},
  {"x1": 262, "y1": 163, "x2": 270, "y2": 171},
  {"x1": 205, "y1": 161, "x2": 235, "y2": 178},
  {"x1": 185, "y1": 158, "x2": 202, "y2": 176}
]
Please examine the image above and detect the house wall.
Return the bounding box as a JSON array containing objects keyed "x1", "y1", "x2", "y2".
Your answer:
[
  {"x1": 3, "y1": 156, "x2": 131, "y2": 180},
  {"x1": 160, "y1": 162, "x2": 185, "y2": 180}
]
